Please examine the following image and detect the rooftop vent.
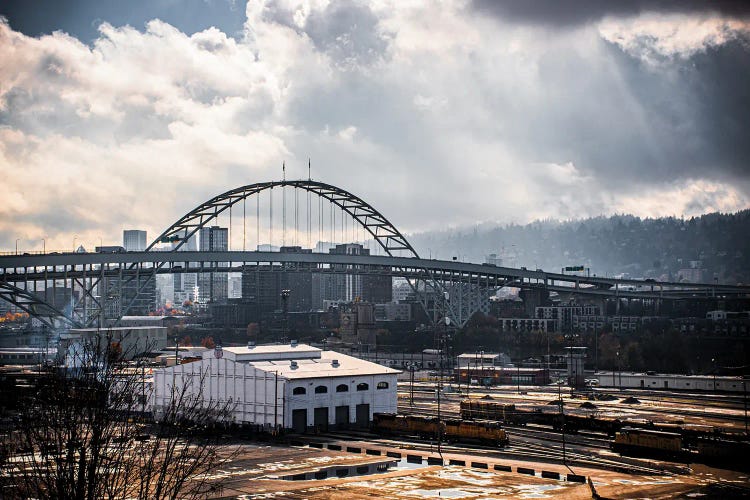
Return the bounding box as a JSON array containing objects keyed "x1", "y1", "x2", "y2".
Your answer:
[
  {"x1": 247, "y1": 341, "x2": 256, "y2": 349},
  {"x1": 290, "y1": 340, "x2": 298, "y2": 348},
  {"x1": 331, "y1": 359, "x2": 340, "y2": 368},
  {"x1": 290, "y1": 360, "x2": 298, "y2": 369}
]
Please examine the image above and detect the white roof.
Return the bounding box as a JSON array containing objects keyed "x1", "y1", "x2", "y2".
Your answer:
[
  {"x1": 205, "y1": 343, "x2": 321, "y2": 362},
  {"x1": 69, "y1": 326, "x2": 167, "y2": 332},
  {"x1": 250, "y1": 351, "x2": 400, "y2": 380},
  {"x1": 121, "y1": 316, "x2": 170, "y2": 320}
]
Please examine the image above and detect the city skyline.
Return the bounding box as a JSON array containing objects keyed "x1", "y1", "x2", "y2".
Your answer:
[{"x1": 1, "y1": 1, "x2": 749, "y2": 251}]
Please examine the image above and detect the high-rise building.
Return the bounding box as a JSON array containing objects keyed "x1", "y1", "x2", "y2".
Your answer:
[
  {"x1": 313, "y1": 244, "x2": 391, "y2": 308},
  {"x1": 241, "y1": 246, "x2": 313, "y2": 316},
  {"x1": 198, "y1": 226, "x2": 228, "y2": 303},
  {"x1": 101, "y1": 275, "x2": 156, "y2": 317},
  {"x1": 172, "y1": 234, "x2": 198, "y2": 304},
  {"x1": 123, "y1": 230, "x2": 147, "y2": 251}
]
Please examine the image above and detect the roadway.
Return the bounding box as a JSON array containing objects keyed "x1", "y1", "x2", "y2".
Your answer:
[{"x1": 2, "y1": 251, "x2": 747, "y2": 299}]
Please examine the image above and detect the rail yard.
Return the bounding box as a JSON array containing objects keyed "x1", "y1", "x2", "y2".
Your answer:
[{"x1": 184, "y1": 379, "x2": 750, "y2": 498}]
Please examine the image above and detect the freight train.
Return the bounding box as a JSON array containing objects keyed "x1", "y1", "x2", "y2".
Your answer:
[
  {"x1": 461, "y1": 399, "x2": 750, "y2": 466},
  {"x1": 460, "y1": 399, "x2": 737, "y2": 441},
  {"x1": 372, "y1": 413, "x2": 509, "y2": 447}
]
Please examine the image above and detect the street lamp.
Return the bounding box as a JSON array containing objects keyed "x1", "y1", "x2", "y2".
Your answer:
[
  {"x1": 42, "y1": 236, "x2": 47, "y2": 254},
  {"x1": 73, "y1": 234, "x2": 79, "y2": 252},
  {"x1": 15, "y1": 238, "x2": 20, "y2": 255}
]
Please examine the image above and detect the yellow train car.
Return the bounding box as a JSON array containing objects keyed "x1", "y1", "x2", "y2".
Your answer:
[
  {"x1": 445, "y1": 419, "x2": 508, "y2": 446},
  {"x1": 372, "y1": 413, "x2": 410, "y2": 435},
  {"x1": 611, "y1": 427, "x2": 682, "y2": 459},
  {"x1": 373, "y1": 413, "x2": 508, "y2": 447},
  {"x1": 405, "y1": 415, "x2": 441, "y2": 439},
  {"x1": 460, "y1": 399, "x2": 516, "y2": 421}
]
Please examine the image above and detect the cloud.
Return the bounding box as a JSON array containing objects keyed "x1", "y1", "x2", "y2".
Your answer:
[
  {"x1": 599, "y1": 12, "x2": 750, "y2": 62},
  {"x1": 0, "y1": 1, "x2": 749, "y2": 252},
  {"x1": 470, "y1": 0, "x2": 750, "y2": 29}
]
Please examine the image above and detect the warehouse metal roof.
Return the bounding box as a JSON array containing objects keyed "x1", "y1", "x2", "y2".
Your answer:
[{"x1": 250, "y1": 350, "x2": 400, "y2": 379}]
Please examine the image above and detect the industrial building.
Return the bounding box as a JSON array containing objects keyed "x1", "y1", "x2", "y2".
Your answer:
[
  {"x1": 152, "y1": 342, "x2": 399, "y2": 432},
  {"x1": 591, "y1": 371, "x2": 748, "y2": 393}
]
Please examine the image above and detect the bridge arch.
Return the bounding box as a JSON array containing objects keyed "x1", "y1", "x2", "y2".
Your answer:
[
  {"x1": 148, "y1": 180, "x2": 420, "y2": 258},
  {"x1": 0, "y1": 282, "x2": 82, "y2": 329}
]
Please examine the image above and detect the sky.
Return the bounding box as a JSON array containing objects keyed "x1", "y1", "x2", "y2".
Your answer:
[{"x1": 1, "y1": 0, "x2": 749, "y2": 251}]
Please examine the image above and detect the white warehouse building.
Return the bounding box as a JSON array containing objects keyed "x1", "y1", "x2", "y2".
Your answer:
[{"x1": 152, "y1": 342, "x2": 399, "y2": 433}]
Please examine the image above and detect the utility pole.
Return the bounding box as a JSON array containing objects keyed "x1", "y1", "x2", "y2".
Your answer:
[
  {"x1": 436, "y1": 368, "x2": 442, "y2": 455},
  {"x1": 517, "y1": 363, "x2": 521, "y2": 395},
  {"x1": 410, "y1": 363, "x2": 415, "y2": 407},
  {"x1": 559, "y1": 379, "x2": 566, "y2": 465},
  {"x1": 615, "y1": 350, "x2": 619, "y2": 391},
  {"x1": 141, "y1": 358, "x2": 146, "y2": 415},
  {"x1": 274, "y1": 370, "x2": 279, "y2": 434},
  {"x1": 712, "y1": 358, "x2": 717, "y2": 392},
  {"x1": 436, "y1": 316, "x2": 450, "y2": 456}
]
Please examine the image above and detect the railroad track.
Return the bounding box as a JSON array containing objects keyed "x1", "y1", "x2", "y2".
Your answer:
[
  {"x1": 303, "y1": 429, "x2": 673, "y2": 475},
  {"x1": 399, "y1": 388, "x2": 747, "y2": 429}
]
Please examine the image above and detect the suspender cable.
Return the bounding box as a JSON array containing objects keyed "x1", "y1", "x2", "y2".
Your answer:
[
  {"x1": 294, "y1": 186, "x2": 299, "y2": 245},
  {"x1": 307, "y1": 187, "x2": 311, "y2": 249},
  {"x1": 269, "y1": 187, "x2": 273, "y2": 250},
  {"x1": 243, "y1": 195, "x2": 246, "y2": 251}
]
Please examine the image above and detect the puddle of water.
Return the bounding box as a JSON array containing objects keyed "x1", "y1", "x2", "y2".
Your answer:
[
  {"x1": 612, "y1": 478, "x2": 680, "y2": 486},
  {"x1": 439, "y1": 468, "x2": 495, "y2": 486},
  {"x1": 407, "y1": 488, "x2": 475, "y2": 498},
  {"x1": 515, "y1": 484, "x2": 565, "y2": 499}
]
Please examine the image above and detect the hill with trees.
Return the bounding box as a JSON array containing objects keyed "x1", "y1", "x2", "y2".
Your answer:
[{"x1": 407, "y1": 210, "x2": 750, "y2": 284}]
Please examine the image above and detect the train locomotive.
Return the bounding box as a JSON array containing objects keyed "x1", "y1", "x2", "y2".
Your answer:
[{"x1": 372, "y1": 413, "x2": 509, "y2": 447}]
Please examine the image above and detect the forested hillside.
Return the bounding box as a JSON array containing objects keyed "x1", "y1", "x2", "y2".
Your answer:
[{"x1": 408, "y1": 210, "x2": 750, "y2": 284}]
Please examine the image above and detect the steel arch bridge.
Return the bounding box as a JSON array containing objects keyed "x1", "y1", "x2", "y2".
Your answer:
[
  {"x1": 144, "y1": 180, "x2": 467, "y2": 327},
  {"x1": 1, "y1": 180, "x2": 748, "y2": 329},
  {"x1": 0, "y1": 180, "x2": 482, "y2": 328}
]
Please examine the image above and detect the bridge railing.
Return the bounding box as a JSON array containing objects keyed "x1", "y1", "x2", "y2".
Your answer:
[{"x1": 0, "y1": 250, "x2": 75, "y2": 256}]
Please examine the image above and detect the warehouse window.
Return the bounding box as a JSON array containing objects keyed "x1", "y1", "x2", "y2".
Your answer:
[
  {"x1": 336, "y1": 384, "x2": 349, "y2": 392},
  {"x1": 292, "y1": 387, "x2": 306, "y2": 395},
  {"x1": 315, "y1": 385, "x2": 328, "y2": 394},
  {"x1": 356, "y1": 383, "x2": 369, "y2": 391},
  {"x1": 377, "y1": 382, "x2": 389, "y2": 390}
]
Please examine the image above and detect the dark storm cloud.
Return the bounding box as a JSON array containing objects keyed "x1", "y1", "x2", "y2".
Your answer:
[
  {"x1": 492, "y1": 38, "x2": 750, "y2": 186},
  {"x1": 470, "y1": 0, "x2": 750, "y2": 27},
  {"x1": 0, "y1": 0, "x2": 245, "y2": 42}
]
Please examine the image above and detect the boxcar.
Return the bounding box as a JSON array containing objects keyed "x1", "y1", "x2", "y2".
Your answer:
[{"x1": 611, "y1": 427, "x2": 682, "y2": 459}]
